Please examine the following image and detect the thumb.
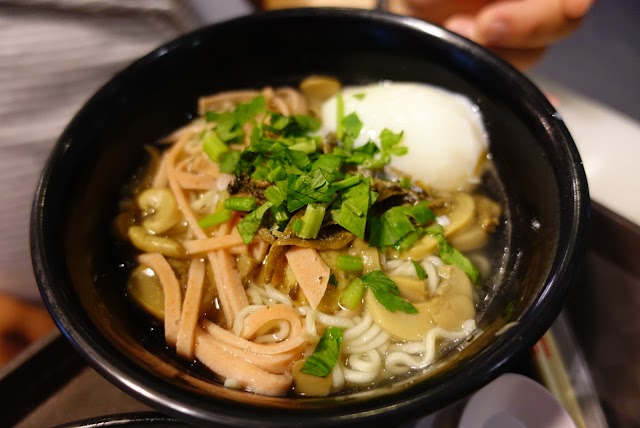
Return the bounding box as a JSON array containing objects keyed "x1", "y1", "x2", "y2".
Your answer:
[{"x1": 471, "y1": 0, "x2": 581, "y2": 49}]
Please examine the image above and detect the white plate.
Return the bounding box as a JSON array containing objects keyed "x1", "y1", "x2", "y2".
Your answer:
[{"x1": 458, "y1": 373, "x2": 576, "y2": 428}]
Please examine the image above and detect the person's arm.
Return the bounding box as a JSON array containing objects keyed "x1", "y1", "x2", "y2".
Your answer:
[{"x1": 0, "y1": 293, "x2": 54, "y2": 366}]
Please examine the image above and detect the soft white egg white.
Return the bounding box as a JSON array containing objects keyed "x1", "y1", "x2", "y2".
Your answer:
[{"x1": 321, "y1": 82, "x2": 488, "y2": 192}]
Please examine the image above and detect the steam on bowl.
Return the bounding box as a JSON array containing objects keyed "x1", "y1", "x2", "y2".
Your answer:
[{"x1": 30, "y1": 8, "x2": 588, "y2": 427}]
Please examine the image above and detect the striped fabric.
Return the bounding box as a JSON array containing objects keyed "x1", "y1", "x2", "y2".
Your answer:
[{"x1": 0, "y1": 1, "x2": 198, "y2": 300}]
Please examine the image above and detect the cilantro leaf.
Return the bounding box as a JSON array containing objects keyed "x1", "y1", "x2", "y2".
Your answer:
[
  {"x1": 369, "y1": 203, "x2": 436, "y2": 247},
  {"x1": 218, "y1": 150, "x2": 241, "y2": 174},
  {"x1": 286, "y1": 169, "x2": 333, "y2": 212},
  {"x1": 427, "y1": 225, "x2": 480, "y2": 283},
  {"x1": 341, "y1": 112, "x2": 362, "y2": 151},
  {"x1": 361, "y1": 270, "x2": 417, "y2": 314},
  {"x1": 332, "y1": 177, "x2": 371, "y2": 239},
  {"x1": 369, "y1": 206, "x2": 416, "y2": 247},
  {"x1": 237, "y1": 202, "x2": 273, "y2": 244},
  {"x1": 301, "y1": 327, "x2": 343, "y2": 377}
]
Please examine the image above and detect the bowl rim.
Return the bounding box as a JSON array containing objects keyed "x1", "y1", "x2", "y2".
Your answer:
[{"x1": 30, "y1": 7, "x2": 590, "y2": 427}]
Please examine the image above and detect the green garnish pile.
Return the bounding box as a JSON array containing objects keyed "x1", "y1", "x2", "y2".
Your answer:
[
  {"x1": 197, "y1": 92, "x2": 484, "y2": 378},
  {"x1": 200, "y1": 93, "x2": 480, "y2": 309},
  {"x1": 201, "y1": 94, "x2": 426, "y2": 248}
]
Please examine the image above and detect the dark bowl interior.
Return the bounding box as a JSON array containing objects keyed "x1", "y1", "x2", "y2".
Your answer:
[{"x1": 31, "y1": 8, "x2": 589, "y2": 428}]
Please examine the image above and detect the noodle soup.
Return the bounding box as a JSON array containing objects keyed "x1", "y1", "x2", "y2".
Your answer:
[{"x1": 114, "y1": 77, "x2": 505, "y2": 397}]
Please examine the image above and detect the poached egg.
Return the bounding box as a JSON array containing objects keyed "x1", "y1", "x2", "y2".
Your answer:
[{"x1": 321, "y1": 82, "x2": 488, "y2": 192}]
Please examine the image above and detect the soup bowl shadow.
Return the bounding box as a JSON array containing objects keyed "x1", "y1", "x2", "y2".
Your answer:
[{"x1": 31, "y1": 8, "x2": 589, "y2": 428}]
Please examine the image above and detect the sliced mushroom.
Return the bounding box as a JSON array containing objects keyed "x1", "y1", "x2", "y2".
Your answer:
[
  {"x1": 300, "y1": 75, "x2": 341, "y2": 103},
  {"x1": 292, "y1": 359, "x2": 333, "y2": 397},
  {"x1": 475, "y1": 194, "x2": 502, "y2": 232},
  {"x1": 127, "y1": 226, "x2": 185, "y2": 259},
  {"x1": 348, "y1": 238, "x2": 382, "y2": 273},
  {"x1": 137, "y1": 187, "x2": 181, "y2": 234},
  {"x1": 127, "y1": 264, "x2": 164, "y2": 319},
  {"x1": 443, "y1": 192, "x2": 475, "y2": 237},
  {"x1": 388, "y1": 275, "x2": 428, "y2": 303},
  {"x1": 405, "y1": 234, "x2": 439, "y2": 260},
  {"x1": 366, "y1": 265, "x2": 475, "y2": 341},
  {"x1": 447, "y1": 224, "x2": 489, "y2": 252}
]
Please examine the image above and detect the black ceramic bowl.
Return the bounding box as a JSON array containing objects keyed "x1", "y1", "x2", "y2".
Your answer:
[{"x1": 31, "y1": 8, "x2": 589, "y2": 428}]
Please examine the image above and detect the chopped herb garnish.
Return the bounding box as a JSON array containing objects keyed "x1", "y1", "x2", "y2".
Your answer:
[
  {"x1": 331, "y1": 177, "x2": 372, "y2": 239},
  {"x1": 341, "y1": 112, "x2": 363, "y2": 152},
  {"x1": 301, "y1": 327, "x2": 343, "y2": 377},
  {"x1": 360, "y1": 270, "x2": 417, "y2": 314},
  {"x1": 411, "y1": 259, "x2": 428, "y2": 280},
  {"x1": 202, "y1": 130, "x2": 228, "y2": 162},
  {"x1": 296, "y1": 203, "x2": 326, "y2": 239},
  {"x1": 197, "y1": 208, "x2": 231, "y2": 229},
  {"x1": 369, "y1": 202, "x2": 435, "y2": 248},
  {"x1": 337, "y1": 255, "x2": 363, "y2": 272},
  {"x1": 339, "y1": 277, "x2": 366, "y2": 309},
  {"x1": 399, "y1": 176, "x2": 412, "y2": 189},
  {"x1": 427, "y1": 225, "x2": 480, "y2": 284},
  {"x1": 203, "y1": 94, "x2": 421, "y2": 251},
  {"x1": 335, "y1": 94, "x2": 345, "y2": 140},
  {"x1": 237, "y1": 202, "x2": 273, "y2": 244},
  {"x1": 224, "y1": 196, "x2": 257, "y2": 212}
]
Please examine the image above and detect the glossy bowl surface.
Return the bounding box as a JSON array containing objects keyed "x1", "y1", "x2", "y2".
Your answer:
[{"x1": 31, "y1": 8, "x2": 589, "y2": 427}]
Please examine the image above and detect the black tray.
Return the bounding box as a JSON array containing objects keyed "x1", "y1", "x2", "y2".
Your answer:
[{"x1": 5, "y1": 202, "x2": 636, "y2": 428}]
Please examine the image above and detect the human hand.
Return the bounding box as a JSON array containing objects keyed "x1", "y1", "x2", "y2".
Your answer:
[
  {"x1": 259, "y1": 0, "x2": 594, "y2": 70},
  {"x1": 389, "y1": 0, "x2": 595, "y2": 69},
  {"x1": 0, "y1": 293, "x2": 54, "y2": 366}
]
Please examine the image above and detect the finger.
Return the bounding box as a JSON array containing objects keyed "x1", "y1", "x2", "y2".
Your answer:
[
  {"x1": 472, "y1": 0, "x2": 582, "y2": 49},
  {"x1": 489, "y1": 46, "x2": 547, "y2": 70},
  {"x1": 261, "y1": 0, "x2": 376, "y2": 9},
  {"x1": 444, "y1": 14, "x2": 476, "y2": 39},
  {"x1": 564, "y1": 0, "x2": 595, "y2": 19},
  {"x1": 444, "y1": 15, "x2": 546, "y2": 70},
  {"x1": 390, "y1": 0, "x2": 490, "y2": 25}
]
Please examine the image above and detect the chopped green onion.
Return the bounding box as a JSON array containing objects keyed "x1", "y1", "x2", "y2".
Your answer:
[
  {"x1": 224, "y1": 197, "x2": 257, "y2": 212},
  {"x1": 330, "y1": 174, "x2": 362, "y2": 192},
  {"x1": 289, "y1": 139, "x2": 317, "y2": 154},
  {"x1": 202, "y1": 130, "x2": 228, "y2": 162},
  {"x1": 267, "y1": 165, "x2": 287, "y2": 182},
  {"x1": 339, "y1": 277, "x2": 366, "y2": 310},
  {"x1": 264, "y1": 185, "x2": 287, "y2": 206},
  {"x1": 296, "y1": 203, "x2": 326, "y2": 239},
  {"x1": 337, "y1": 255, "x2": 363, "y2": 272},
  {"x1": 335, "y1": 94, "x2": 344, "y2": 140},
  {"x1": 301, "y1": 327, "x2": 343, "y2": 377},
  {"x1": 197, "y1": 209, "x2": 231, "y2": 229},
  {"x1": 270, "y1": 204, "x2": 290, "y2": 224}
]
